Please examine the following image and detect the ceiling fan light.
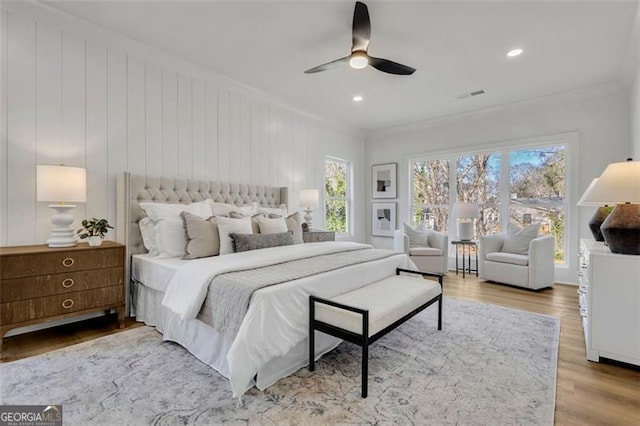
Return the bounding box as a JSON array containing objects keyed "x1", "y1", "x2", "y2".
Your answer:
[{"x1": 349, "y1": 52, "x2": 368, "y2": 69}]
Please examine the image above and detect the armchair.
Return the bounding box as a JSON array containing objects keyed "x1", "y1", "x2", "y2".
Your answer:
[
  {"x1": 478, "y1": 234, "x2": 555, "y2": 290},
  {"x1": 393, "y1": 229, "x2": 448, "y2": 274}
]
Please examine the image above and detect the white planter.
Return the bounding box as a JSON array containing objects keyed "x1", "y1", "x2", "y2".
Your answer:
[{"x1": 88, "y1": 236, "x2": 103, "y2": 247}]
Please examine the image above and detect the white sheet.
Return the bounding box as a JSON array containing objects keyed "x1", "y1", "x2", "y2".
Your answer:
[
  {"x1": 162, "y1": 241, "x2": 373, "y2": 320},
  {"x1": 131, "y1": 254, "x2": 188, "y2": 293}
]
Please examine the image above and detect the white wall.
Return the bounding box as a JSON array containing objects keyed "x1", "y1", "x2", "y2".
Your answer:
[
  {"x1": 365, "y1": 84, "x2": 632, "y2": 284},
  {"x1": 632, "y1": 67, "x2": 640, "y2": 158},
  {"x1": 0, "y1": 2, "x2": 367, "y2": 246}
]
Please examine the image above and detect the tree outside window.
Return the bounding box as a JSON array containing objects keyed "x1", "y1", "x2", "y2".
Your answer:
[{"x1": 325, "y1": 158, "x2": 351, "y2": 233}]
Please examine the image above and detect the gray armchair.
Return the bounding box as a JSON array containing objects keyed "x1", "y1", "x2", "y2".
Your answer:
[
  {"x1": 478, "y1": 234, "x2": 555, "y2": 290},
  {"x1": 393, "y1": 229, "x2": 448, "y2": 274}
]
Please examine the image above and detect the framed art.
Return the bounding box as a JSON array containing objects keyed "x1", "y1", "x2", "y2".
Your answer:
[
  {"x1": 372, "y1": 202, "x2": 396, "y2": 237},
  {"x1": 372, "y1": 163, "x2": 397, "y2": 199}
]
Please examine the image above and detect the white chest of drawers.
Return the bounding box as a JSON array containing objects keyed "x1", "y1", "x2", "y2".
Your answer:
[{"x1": 579, "y1": 239, "x2": 640, "y2": 366}]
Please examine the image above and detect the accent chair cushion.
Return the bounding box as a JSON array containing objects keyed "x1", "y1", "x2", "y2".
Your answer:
[
  {"x1": 502, "y1": 224, "x2": 540, "y2": 255},
  {"x1": 409, "y1": 247, "x2": 443, "y2": 256},
  {"x1": 486, "y1": 252, "x2": 529, "y2": 266}
]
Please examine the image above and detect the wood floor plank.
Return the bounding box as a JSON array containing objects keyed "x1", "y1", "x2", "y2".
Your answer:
[{"x1": 2, "y1": 275, "x2": 639, "y2": 424}]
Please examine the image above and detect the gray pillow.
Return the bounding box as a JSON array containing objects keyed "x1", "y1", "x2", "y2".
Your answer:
[
  {"x1": 230, "y1": 231, "x2": 294, "y2": 253},
  {"x1": 502, "y1": 224, "x2": 540, "y2": 255},
  {"x1": 403, "y1": 223, "x2": 430, "y2": 248},
  {"x1": 181, "y1": 212, "x2": 220, "y2": 259}
]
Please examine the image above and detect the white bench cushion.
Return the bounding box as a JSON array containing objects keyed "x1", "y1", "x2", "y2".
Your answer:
[
  {"x1": 486, "y1": 252, "x2": 529, "y2": 266},
  {"x1": 409, "y1": 247, "x2": 443, "y2": 256},
  {"x1": 314, "y1": 275, "x2": 441, "y2": 337}
]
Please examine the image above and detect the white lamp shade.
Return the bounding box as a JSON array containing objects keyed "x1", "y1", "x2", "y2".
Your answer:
[
  {"x1": 581, "y1": 160, "x2": 640, "y2": 204},
  {"x1": 577, "y1": 178, "x2": 614, "y2": 206},
  {"x1": 452, "y1": 202, "x2": 480, "y2": 219},
  {"x1": 37, "y1": 165, "x2": 87, "y2": 203},
  {"x1": 299, "y1": 189, "x2": 319, "y2": 210}
]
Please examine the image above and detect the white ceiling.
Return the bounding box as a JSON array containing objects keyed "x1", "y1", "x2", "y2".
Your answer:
[{"x1": 45, "y1": 1, "x2": 638, "y2": 131}]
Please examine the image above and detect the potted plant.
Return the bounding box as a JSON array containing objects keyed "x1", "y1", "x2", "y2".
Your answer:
[{"x1": 77, "y1": 218, "x2": 113, "y2": 247}]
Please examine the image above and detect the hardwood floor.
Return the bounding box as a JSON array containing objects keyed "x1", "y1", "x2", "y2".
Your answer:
[{"x1": 2, "y1": 277, "x2": 639, "y2": 424}]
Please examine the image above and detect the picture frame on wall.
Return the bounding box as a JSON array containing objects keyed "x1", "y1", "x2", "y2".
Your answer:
[
  {"x1": 372, "y1": 163, "x2": 397, "y2": 199},
  {"x1": 372, "y1": 202, "x2": 396, "y2": 237}
]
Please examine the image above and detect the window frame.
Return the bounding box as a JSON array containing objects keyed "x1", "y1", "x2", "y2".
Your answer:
[{"x1": 324, "y1": 156, "x2": 353, "y2": 237}]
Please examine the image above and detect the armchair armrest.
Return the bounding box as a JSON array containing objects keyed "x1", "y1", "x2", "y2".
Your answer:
[
  {"x1": 528, "y1": 234, "x2": 555, "y2": 288},
  {"x1": 427, "y1": 230, "x2": 448, "y2": 251},
  {"x1": 393, "y1": 230, "x2": 409, "y2": 254}
]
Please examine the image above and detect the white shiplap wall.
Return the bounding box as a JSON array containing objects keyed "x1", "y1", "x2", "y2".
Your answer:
[{"x1": 0, "y1": 4, "x2": 366, "y2": 246}]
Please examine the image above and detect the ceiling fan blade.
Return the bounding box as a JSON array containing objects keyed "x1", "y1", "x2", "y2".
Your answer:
[
  {"x1": 369, "y1": 56, "x2": 416, "y2": 75},
  {"x1": 352, "y1": 1, "x2": 371, "y2": 52},
  {"x1": 304, "y1": 56, "x2": 349, "y2": 74}
]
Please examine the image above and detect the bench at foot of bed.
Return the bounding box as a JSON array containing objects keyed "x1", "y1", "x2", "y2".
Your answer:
[{"x1": 309, "y1": 268, "x2": 444, "y2": 398}]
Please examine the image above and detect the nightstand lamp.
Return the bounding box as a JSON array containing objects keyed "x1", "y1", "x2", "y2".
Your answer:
[
  {"x1": 452, "y1": 202, "x2": 480, "y2": 241},
  {"x1": 299, "y1": 189, "x2": 319, "y2": 230},
  {"x1": 37, "y1": 165, "x2": 87, "y2": 248},
  {"x1": 580, "y1": 158, "x2": 640, "y2": 254},
  {"x1": 577, "y1": 178, "x2": 614, "y2": 242}
]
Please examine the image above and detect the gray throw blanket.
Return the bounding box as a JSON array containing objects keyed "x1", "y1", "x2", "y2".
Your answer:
[{"x1": 204, "y1": 247, "x2": 397, "y2": 337}]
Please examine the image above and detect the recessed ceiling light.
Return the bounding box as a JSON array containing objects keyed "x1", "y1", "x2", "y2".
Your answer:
[
  {"x1": 507, "y1": 48, "x2": 523, "y2": 57},
  {"x1": 353, "y1": 95, "x2": 363, "y2": 102}
]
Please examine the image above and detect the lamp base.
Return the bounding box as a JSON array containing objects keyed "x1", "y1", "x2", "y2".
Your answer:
[
  {"x1": 47, "y1": 204, "x2": 78, "y2": 248},
  {"x1": 601, "y1": 203, "x2": 640, "y2": 255},
  {"x1": 303, "y1": 209, "x2": 313, "y2": 230},
  {"x1": 457, "y1": 221, "x2": 474, "y2": 241},
  {"x1": 588, "y1": 206, "x2": 613, "y2": 242}
]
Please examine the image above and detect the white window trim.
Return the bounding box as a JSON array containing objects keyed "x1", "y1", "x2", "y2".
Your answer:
[{"x1": 324, "y1": 156, "x2": 353, "y2": 237}]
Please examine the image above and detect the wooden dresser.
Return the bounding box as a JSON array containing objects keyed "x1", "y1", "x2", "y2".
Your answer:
[{"x1": 0, "y1": 241, "x2": 125, "y2": 349}]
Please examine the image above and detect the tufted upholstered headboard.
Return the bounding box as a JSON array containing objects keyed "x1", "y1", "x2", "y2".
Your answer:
[{"x1": 116, "y1": 172, "x2": 288, "y2": 313}]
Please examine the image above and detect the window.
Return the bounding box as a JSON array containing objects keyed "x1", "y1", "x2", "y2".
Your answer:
[
  {"x1": 411, "y1": 159, "x2": 449, "y2": 232},
  {"x1": 410, "y1": 143, "x2": 568, "y2": 264},
  {"x1": 325, "y1": 157, "x2": 352, "y2": 234}
]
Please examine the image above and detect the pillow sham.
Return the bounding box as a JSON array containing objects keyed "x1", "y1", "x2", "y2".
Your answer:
[
  {"x1": 403, "y1": 223, "x2": 430, "y2": 248},
  {"x1": 230, "y1": 231, "x2": 294, "y2": 253},
  {"x1": 181, "y1": 212, "x2": 220, "y2": 259},
  {"x1": 284, "y1": 212, "x2": 304, "y2": 244},
  {"x1": 154, "y1": 220, "x2": 188, "y2": 257},
  {"x1": 139, "y1": 217, "x2": 157, "y2": 254},
  {"x1": 502, "y1": 223, "x2": 540, "y2": 255},
  {"x1": 216, "y1": 216, "x2": 253, "y2": 255},
  {"x1": 139, "y1": 199, "x2": 212, "y2": 222},
  {"x1": 257, "y1": 216, "x2": 288, "y2": 234},
  {"x1": 228, "y1": 211, "x2": 264, "y2": 234},
  {"x1": 257, "y1": 205, "x2": 288, "y2": 217},
  {"x1": 209, "y1": 201, "x2": 256, "y2": 218}
]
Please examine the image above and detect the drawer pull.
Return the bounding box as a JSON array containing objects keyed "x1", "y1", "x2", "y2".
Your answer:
[
  {"x1": 317, "y1": 235, "x2": 324, "y2": 241},
  {"x1": 61, "y1": 299, "x2": 74, "y2": 309},
  {"x1": 62, "y1": 257, "x2": 75, "y2": 268},
  {"x1": 61, "y1": 278, "x2": 75, "y2": 288}
]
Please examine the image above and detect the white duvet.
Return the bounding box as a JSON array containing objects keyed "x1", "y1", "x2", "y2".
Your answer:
[{"x1": 162, "y1": 241, "x2": 415, "y2": 397}]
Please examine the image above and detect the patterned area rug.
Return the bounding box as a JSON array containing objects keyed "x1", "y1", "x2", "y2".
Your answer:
[{"x1": 1, "y1": 298, "x2": 559, "y2": 425}]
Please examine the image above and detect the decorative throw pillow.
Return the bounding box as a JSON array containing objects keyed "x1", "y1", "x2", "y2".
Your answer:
[
  {"x1": 209, "y1": 201, "x2": 256, "y2": 218},
  {"x1": 138, "y1": 217, "x2": 157, "y2": 254},
  {"x1": 229, "y1": 211, "x2": 264, "y2": 233},
  {"x1": 284, "y1": 212, "x2": 304, "y2": 244},
  {"x1": 502, "y1": 224, "x2": 540, "y2": 255},
  {"x1": 230, "y1": 231, "x2": 294, "y2": 253},
  {"x1": 404, "y1": 223, "x2": 430, "y2": 248},
  {"x1": 257, "y1": 205, "x2": 288, "y2": 217},
  {"x1": 153, "y1": 220, "x2": 188, "y2": 257},
  {"x1": 257, "y1": 216, "x2": 288, "y2": 234},
  {"x1": 216, "y1": 216, "x2": 253, "y2": 255},
  {"x1": 181, "y1": 212, "x2": 220, "y2": 259}
]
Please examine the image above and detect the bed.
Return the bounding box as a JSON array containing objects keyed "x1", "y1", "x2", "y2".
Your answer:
[{"x1": 116, "y1": 172, "x2": 415, "y2": 398}]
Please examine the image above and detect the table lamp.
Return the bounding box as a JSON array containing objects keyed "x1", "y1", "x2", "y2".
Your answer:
[
  {"x1": 37, "y1": 165, "x2": 87, "y2": 247},
  {"x1": 579, "y1": 158, "x2": 640, "y2": 254},
  {"x1": 577, "y1": 178, "x2": 614, "y2": 242},
  {"x1": 452, "y1": 202, "x2": 480, "y2": 241},
  {"x1": 299, "y1": 189, "x2": 319, "y2": 230}
]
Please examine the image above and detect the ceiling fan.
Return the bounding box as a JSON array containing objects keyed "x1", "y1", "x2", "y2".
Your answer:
[{"x1": 304, "y1": 1, "x2": 416, "y2": 76}]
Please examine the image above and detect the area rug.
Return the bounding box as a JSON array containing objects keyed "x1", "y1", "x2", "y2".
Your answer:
[{"x1": 1, "y1": 298, "x2": 559, "y2": 425}]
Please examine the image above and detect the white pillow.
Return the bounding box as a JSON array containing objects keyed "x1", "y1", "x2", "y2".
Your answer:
[
  {"x1": 139, "y1": 200, "x2": 212, "y2": 222},
  {"x1": 404, "y1": 223, "x2": 430, "y2": 248},
  {"x1": 153, "y1": 221, "x2": 187, "y2": 258},
  {"x1": 139, "y1": 217, "x2": 157, "y2": 255},
  {"x1": 257, "y1": 205, "x2": 288, "y2": 217},
  {"x1": 209, "y1": 201, "x2": 256, "y2": 217},
  {"x1": 257, "y1": 216, "x2": 288, "y2": 234},
  {"x1": 216, "y1": 216, "x2": 253, "y2": 255},
  {"x1": 502, "y1": 224, "x2": 540, "y2": 255}
]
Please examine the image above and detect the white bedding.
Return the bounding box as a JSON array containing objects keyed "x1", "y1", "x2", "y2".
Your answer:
[
  {"x1": 135, "y1": 242, "x2": 416, "y2": 398},
  {"x1": 131, "y1": 254, "x2": 187, "y2": 293}
]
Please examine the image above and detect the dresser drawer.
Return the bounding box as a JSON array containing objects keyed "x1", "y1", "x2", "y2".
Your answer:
[
  {"x1": 1, "y1": 266, "x2": 124, "y2": 302},
  {"x1": 0, "y1": 247, "x2": 123, "y2": 279},
  {"x1": 0, "y1": 286, "x2": 123, "y2": 325}
]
